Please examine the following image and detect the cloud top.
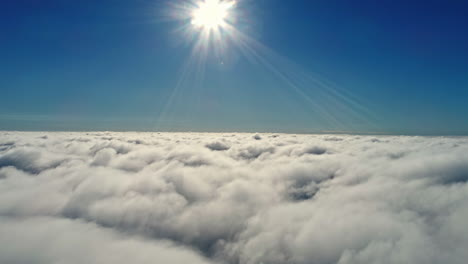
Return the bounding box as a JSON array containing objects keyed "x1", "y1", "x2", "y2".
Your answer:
[{"x1": 1, "y1": 132, "x2": 468, "y2": 264}]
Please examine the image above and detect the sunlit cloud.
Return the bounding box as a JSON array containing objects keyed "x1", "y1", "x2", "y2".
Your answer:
[{"x1": 1, "y1": 132, "x2": 468, "y2": 263}]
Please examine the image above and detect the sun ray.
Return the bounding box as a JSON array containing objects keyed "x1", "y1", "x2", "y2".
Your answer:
[{"x1": 156, "y1": 0, "x2": 376, "y2": 132}]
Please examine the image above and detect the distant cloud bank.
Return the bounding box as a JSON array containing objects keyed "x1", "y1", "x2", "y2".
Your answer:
[{"x1": 1, "y1": 132, "x2": 468, "y2": 264}]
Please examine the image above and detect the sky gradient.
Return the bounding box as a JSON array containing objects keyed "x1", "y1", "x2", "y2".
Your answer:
[{"x1": 1, "y1": 0, "x2": 468, "y2": 134}]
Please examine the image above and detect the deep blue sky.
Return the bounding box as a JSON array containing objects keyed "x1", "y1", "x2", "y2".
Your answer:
[{"x1": 1, "y1": 0, "x2": 468, "y2": 134}]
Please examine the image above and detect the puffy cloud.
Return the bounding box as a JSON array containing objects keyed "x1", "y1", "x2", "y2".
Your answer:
[
  {"x1": 0, "y1": 132, "x2": 468, "y2": 264},
  {"x1": 0, "y1": 217, "x2": 212, "y2": 264},
  {"x1": 206, "y1": 141, "x2": 231, "y2": 151}
]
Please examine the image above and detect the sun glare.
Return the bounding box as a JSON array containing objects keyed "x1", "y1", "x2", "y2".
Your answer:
[{"x1": 191, "y1": 0, "x2": 235, "y2": 30}]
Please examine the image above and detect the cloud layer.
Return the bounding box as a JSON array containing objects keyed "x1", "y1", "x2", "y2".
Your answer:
[{"x1": 1, "y1": 132, "x2": 468, "y2": 264}]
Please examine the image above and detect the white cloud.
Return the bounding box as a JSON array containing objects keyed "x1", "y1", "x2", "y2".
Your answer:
[
  {"x1": 0, "y1": 132, "x2": 468, "y2": 264},
  {"x1": 0, "y1": 216, "x2": 213, "y2": 264}
]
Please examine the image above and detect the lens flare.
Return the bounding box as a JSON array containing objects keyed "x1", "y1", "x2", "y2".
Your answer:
[{"x1": 157, "y1": 0, "x2": 375, "y2": 132}]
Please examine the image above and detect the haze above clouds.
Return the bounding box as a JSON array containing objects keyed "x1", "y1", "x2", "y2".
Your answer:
[{"x1": 1, "y1": 132, "x2": 468, "y2": 264}]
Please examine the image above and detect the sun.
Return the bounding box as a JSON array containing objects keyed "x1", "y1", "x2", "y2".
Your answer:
[{"x1": 191, "y1": 0, "x2": 235, "y2": 30}]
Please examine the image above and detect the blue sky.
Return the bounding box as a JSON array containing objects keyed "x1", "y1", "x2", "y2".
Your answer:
[{"x1": 1, "y1": 0, "x2": 468, "y2": 134}]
